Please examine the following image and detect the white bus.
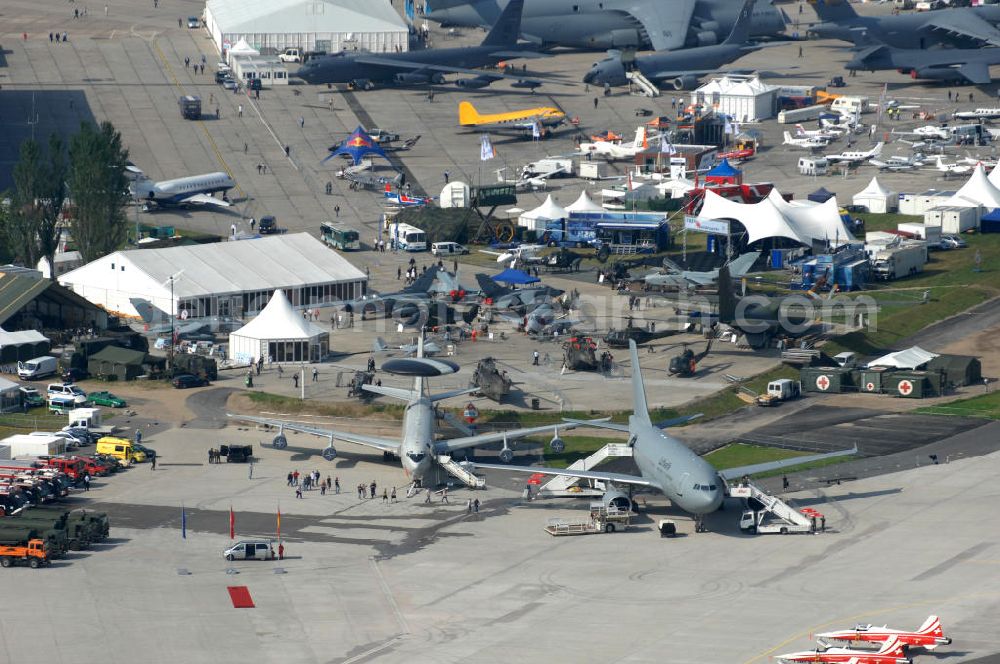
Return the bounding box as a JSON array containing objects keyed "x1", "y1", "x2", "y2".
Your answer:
[{"x1": 390, "y1": 222, "x2": 427, "y2": 252}]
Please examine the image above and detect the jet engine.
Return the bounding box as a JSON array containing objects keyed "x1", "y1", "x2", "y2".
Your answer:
[
  {"x1": 456, "y1": 75, "x2": 494, "y2": 89},
  {"x1": 498, "y1": 447, "x2": 514, "y2": 463},
  {"x1": 911, "y1": 67, "x2": 961, "y2": 82},
  {"x1": 272, "y1": 433, "x2": 288, "y2": 449},
  {"x1": 549, "y1": 435, "x2": 566, "y2": 454},
  {"x1": 393, "y1": 72, "x2": 445, "y2": 85},
  {"x1": 695, "y1": 30, "x2": 719, "y2": 47},
  {"x1": 671, "y1": 74, "x2": 701, "y2": 90},
  {"x1": 350, "y1": 78, "x2": 374, "y2": 90},
  {"x1": 602, "y1": 488, "x2": 633, "y2": 513},
  {"x1": 322, "y1": 446, "x2": 338, "y2": 461}
]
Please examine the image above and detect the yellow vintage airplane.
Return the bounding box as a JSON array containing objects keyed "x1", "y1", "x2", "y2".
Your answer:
[{"x1": 458, "y1": 101, "x2": 565, "y2": 137}]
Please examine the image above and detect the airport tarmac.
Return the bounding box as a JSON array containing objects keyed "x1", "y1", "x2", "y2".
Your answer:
[{"x1": 2, "y1": 416, "x2": 1000, "y2": 663}]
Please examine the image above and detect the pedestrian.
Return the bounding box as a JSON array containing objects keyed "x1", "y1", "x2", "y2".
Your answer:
[
  {"x1": 532, "y1": 350, "x2": 539, "y2": 366},
  {"x1": 443, "y1": 170, "x2": 450, "y2": 184},
  {"x1": 287, "y1": 471, "x2": 293, "y2": 486},
  {"x1": 382, "y1": 489, "x2": 389, "y2": 504},
  {"x1": 593, "y1": 97, "x2": 598, "y2": 109},
  {"x1": 299, "y1": 116, "x2": 305, "y2": 128},
  {"x1": 320, "y1": 483, "x2": 326, "y2": 495},
  {"x1": 151, "y1": 455, "x2": 156, "y2": 471},
  {"x1": 334, "y1": 477, "x2": 340, "y2": 494},
  {"x1": 798, "y1": 45, "x2": 802, "y2": 58},
  {"x1": 969, "y1": 92, "x2": 974, "y2": 103},
  {"x1": 248, "y1": 462, "x2": 254, "y2": 479},
  {"x1": 312, "y1": 367, "x2": 318, "y2": 382},
  {"x1": 948, "y1": 90, "x2": 952, "y2": 101},
  {"x1": 278, "y1": 542, "x2": 284, "y2": 559},
  {"x1": 293, "y1": 469, "x2": 300, "y2": 485},
  {"x1": 441, "y1": 487, "x2": 449, "y2": 503},
  {"x1": 257, "y1": 163, "x2": 262, "y2": 175},
  {"x1": 83, "y1": 474, "x2": 91, "y2": 491},
  {"x1": 370, "y1": 481, "x2": 377, "y2": 499},
  {"x1": 425, "y1": 488, "x2": 432, "y2": 503},
  {"x1": 249, "y1": 217, "x2": 256, "y2": 231},
  {"x1": 782, "y1": 475, "x2": 790, "y2": 490},
  {"x1": 293, "y1": 373, "x2": 299, "y2": 388},
  {"x1": 230, "y1": 223, "x2": 237, "y2": 236},
  {"x1": 467, "y1": 498, "x2": 473, "y2": 513},
  {"x1": 397, "y1": 266, "x2": 402, "y2": 280},
  {"x1": 284, "y1": 145, "x2": 290, "y2": 157},
  {"x1": 391, "y1": 487, "x2": 397, "y2": 503},
  {"x1": 473, "y1": 498, "x2": 480, "y2": 513},
  {"x1": 178, "y1": 17, "x2": 181, "y2": 27},
  {"x1": 104, "y1": 3, "x2": 108, "y2": 15},
  {"x1": 334, "y1": 205, "x2": 340, "y2": 217},
  {"x1": 295, "y1": 486, "x2": 302, "y2": 498},
  {"x1": 62, "y1": 32, "x2": 68, "y2": 42},
  {"x1": 50, "y1": 32, "x2": 54, "y2": 42},
  {"x1": 238, "y1": 104, "x2": 243, "y2": 117},
  {"x1": 200, "y1": 63, "x2": 204, "y2": 74}
]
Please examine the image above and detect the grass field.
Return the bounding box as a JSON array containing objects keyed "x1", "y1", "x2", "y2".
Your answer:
[
  {"x1": 242, "y1": 391, "x2": 405, "y2": 419},
  {"x1": 916, "y1": 390, "x2": 1000, "y2": 419}
]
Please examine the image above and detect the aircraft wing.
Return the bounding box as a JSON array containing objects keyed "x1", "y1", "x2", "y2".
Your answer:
[
  {"x1": 179, "y1": 193, "x2": 231, "y2": 208},
  {"x1": 472, "y1": 462, "x2": 656, "y2": 487},
  {"x1": 923, "y1": 11, "x2": 1000, "y2": 47},
  {"x1": 626, "y1": 0, "x2": 697, "y2": 51},
  {"x1": 716, "y1": 446, "x2": 858, "y2": 481},
  {"x1": 352, "y1": 55, "x2": 551, "y2": 85},
  {"x1": 227, "y1": 414, "x2": 400, "y2": 453},
  {"x1": 955, "y1": 62, "x2": 992, "y2": 85},
  {"x1": 432, "y1": 418, "x2": 609, "y2": 455}
]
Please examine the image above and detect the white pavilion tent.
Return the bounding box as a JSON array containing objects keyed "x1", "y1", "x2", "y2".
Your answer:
[
  {"x1": 518, "y1": 195, "x2": 568, "y2": 232},
  {"x1": 853, "y1": 177, "x2": 898, "y2": 214},
  {"x1": 565, "y1": 191, "x2": 604, "y2": 213},
  {"x1": 228, "y1": 289, "x2": 329, "y2": 364}
]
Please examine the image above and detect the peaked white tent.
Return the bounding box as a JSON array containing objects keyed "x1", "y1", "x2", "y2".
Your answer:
[
  {"x1": 989, "y1": 163, "x2": 1000, "y2": 189},
  {"x1": 565, "y1": 191, "x2": 604, "y2": 213},
  {"x1": 655, "y1": 177, "x2": 696, "y2": 199},
  {"x1": 228, "y1": 289, "x2": 329, "y2": 364},
  {"x1": 518, "y1": 195, "x2": 568, "y2": 232},
  {"x1": 853, "y1": 177, "x2": 898, "y2": 214},
  {"x1": 227, "y1": 38, "x2": 259, "y2": 58},
  {"x1": 868, "y1": 346, "x2": 938, "y2": 370},
  {"x1": 697, "y1": 189, "x2": 854, "y2": 247},
  {"x1": 946, "y1": 163, "x2": 1000, "y2": 208}
]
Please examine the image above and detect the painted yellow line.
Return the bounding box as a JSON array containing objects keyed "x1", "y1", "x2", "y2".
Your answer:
[{"x1": 152, "y1": 40, "x2": 245, "y2": 199}]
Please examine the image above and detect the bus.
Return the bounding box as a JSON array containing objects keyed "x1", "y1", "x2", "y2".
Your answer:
[
  {"x1": 390, "y1": 222, "x2": 427, "y2": 252},
  {"x1": 320, "y1": 222, "x2": 361, "y2": 251}
]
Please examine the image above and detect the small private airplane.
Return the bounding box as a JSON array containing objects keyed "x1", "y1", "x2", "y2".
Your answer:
[
  {"x1": 825, "y1": 142, "x2": 884, "y2": 165},
  {"x1": 128, "y1": 166, "x2": 236, "y2": 210},
  {"x1": 934, "y1": 155, "x2": 973, "y2": 177},
  {"x1": 458, "y1": 100, "x2": 565, "y2": 136},
  {"x1": 579, "y1": 126, "x2": 650, "y2": 160},
  {"x1": 783, "y1": 131, "x2": 830, "y2": 150}
]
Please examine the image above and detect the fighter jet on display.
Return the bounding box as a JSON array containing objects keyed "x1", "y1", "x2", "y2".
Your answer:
[
  {"x1": 845, "y1": 44, "x2": 1000, "y2": 85},
  {"x1": 293, "y1": 0, "x2": 548, "y2": 88},
  {"x1": 810, "y1": 0, "x2": 1000, "y2": 49},
  {"x1": 229, "y1": 338, "x2": 604, "y2": 488},
  {"x1": 128, "y1": 298, "x2": 239, "y2": 338},
  {"x1": 644, "y1": 251, "x2": 760, "y2": 290},
  {"x1": 425, "y1": 0, "x2": 788, "y2": 52},
  {"x1": 475, "y1": 272, "x2": 563, "y2": 312},
  {"x1": 582, "y1": 0, "x2": 774, "y2": 90},
  {"x1": 815, "y1": 615, "x2": 952, "y2": 652},
  {"x1": 128, "y1": 168, "x2": 236, "y2": 210},
  {"x1": 473, "y1": 340, "x2": 857, "y2": 531},
  {"x1": 775, "y1": 635, "x2": 911, "y2": 664}
]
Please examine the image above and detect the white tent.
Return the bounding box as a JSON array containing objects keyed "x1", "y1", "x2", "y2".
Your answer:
[
  {"x1": 518, "y1": 195, "x2": 568, "y2": 231},
  {"x1": 227, "y1": 38, "x2": 259, "y2": 58},
  {"x1": 697, "y1": 189, "x2": 854, "y2": 247},
  {"x1": 228, "y1": 289, "x2": 329, "y2": 364},
  {"x1": 853, "y1": 177, "x2": 898, "y2": 214},
  {"x1": 946, "y1": 163, "x2": 1000, "y2": 209},
  {"x1": 691, "y1": 75, "x2": 777, "y2": 122},
  {"x1": 989, "y1": 163, "x2": 1000, "y2": 189},
  {"x1": 654, "y1": 177, "x2": 696, "y2": 199},
  {"x1": 868, "y1": 346, "x2": 938, "y2": 369},
  {"x1": 565, "y1": 191, "x2": 604, "y2": 213}
]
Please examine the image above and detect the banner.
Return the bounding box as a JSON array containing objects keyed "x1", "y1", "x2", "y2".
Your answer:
[
  {"x1": 684, "y1": 216, "x2": 730, "y2": 235},
  {"x1": 276, "y1": 505, "x2": 282, "y2": 540},
  {"x1": 229, "y1": 505, "x2": 235, "y2": 540},
  {"x1": 181, "y1": 505, "x2": 186, "y2": 539},
  {"x1": 480, "y1": 133, "x2": 496, "y2": 161},
  {"x1": 405, "y1": 0, "x2": 415, "y2": 21},
  {"x1": 531, "y1": 119, "x2": 541, "y2": 140},
  {"x1": 660, "y1": 133, "x2": 675, "y2": 154}
]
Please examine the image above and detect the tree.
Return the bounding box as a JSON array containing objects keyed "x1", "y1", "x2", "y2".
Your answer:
[
  {"x1": 67, "y1": 121, "x2": 130, "y2": 263},
  {"x1": 4, "y1": 135, "x2": 67, "y2": 277},
  {"x1": 37, "y1": 134, "x2": 68, "y2": 281}
]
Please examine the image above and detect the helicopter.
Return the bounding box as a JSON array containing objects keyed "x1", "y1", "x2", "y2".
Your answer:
[
  {"x1": 471, "y1": 357, "x2": 513, "y2": 402},
  {"x1": 667, "y1": 339, "x2": 713, "y2": 377},
  {"x1": 563, "y1": 336, "x2": 614, "y2": 373}
]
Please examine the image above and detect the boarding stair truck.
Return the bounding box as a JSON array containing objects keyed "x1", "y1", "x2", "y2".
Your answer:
[
  {"x1": 733, "y1": 481, "x2": 814, "y2": 534},
  {"x1": 871, "y1": 242, "x2": 927, "y2": 280},
  {"x1": 0, "y1": 539, "x2": 50, "y2": 568},
  {"x1": 626, "y1": 70, "x2": 660, "y2": 97},
  {"x1": 777, "y1": 104, "x2": 827, "y2": 124},
  {"x1": 756, "y1": 379, "x2": 802, "y2": 406},
  {"x1": 436, "y1": 456, "x2": 486, "y2": 488},
  {"x1": 538, "y1": 443, "x2": 634, "y2": 497},
  {"x1": 17, "y1": 355, "x2": 58, "y2": 380}
]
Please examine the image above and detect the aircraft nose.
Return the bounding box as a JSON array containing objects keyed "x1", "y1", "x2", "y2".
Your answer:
[{"x1": 582, "y1": 67, "x2": 598, "y2": 85}]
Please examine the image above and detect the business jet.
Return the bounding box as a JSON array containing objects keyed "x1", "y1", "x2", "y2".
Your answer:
[{"x1": 129, "y1": 167, "x2": 236, "y2": 210}]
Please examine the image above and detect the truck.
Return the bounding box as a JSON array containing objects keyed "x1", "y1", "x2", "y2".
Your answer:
[
  {"x1": 578, "y1": 161, "x2": 611, "y2": 180},
  {"x1": 178, "y1": 95, "x2": 202, "y2": 120},
  {"x1": 739, "y1": 509, "x2": 814, "y2": 535},
  {"x1": 871, "y1": 242, "x2": 927, "y2": 280},
  {"x1": 897, "y1": 222, "x2": 941, "y2": 246},
  {"x1": 278, "y1": 47, "x2": 303, "y2": 63},
  {"x1": 756, "y1": 379, "x2": 802, "y2": 406},
  {"x1": 96, "y1": 437, "x2": 146, "y2": 464},
  {"x1": 543, "y1": 504, "x2": 632, "y2": 535},
  {"x1": 522, "y1": 157, "x2": 573, "y2": 179},
  {"x1": 1, "y1": 435, "x2": 67, "y2": 458},
  {"x1": 17, "y1": 356, "x2": 58, "y2": 380},
  {"x1": 777, "y1": 104, "x2": 828, "y2": 124},
  {"x1": 830, "y1": 95, "x2": 870, "y2": 116},
  {"x1": 68, "y1": 408, "x2": 115, "y2": 435},
  {"x1": 0, "y1": 539, "x2": 49, "y2": 568}
]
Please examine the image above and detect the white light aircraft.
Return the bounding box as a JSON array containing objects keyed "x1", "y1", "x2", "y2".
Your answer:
[
  {"x1": 825, "y1": 142, "x2": 884, "y2": 164},
  {"x1": 783, "y1": 131, "x2": 829, "y2": 150},
  {"x1": 579, "y1": 126, "x2": 649, "y2": 160}
]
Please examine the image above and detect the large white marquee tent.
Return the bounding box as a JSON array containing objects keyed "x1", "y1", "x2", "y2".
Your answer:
[
  {"x1": 228, "y1": 289, "x2": 329, "y2": 364},
  {"x1": 698, "y1": 189, "x2": 854, "y2": 247}
]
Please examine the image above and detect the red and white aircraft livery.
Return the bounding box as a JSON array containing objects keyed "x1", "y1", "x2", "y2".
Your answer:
[
  {"x1": 815, "y1": 616, "x2": 952, "y2": 651},
  {"x1": 775, "y1": 636, "x2": 911, "y2": 664}
]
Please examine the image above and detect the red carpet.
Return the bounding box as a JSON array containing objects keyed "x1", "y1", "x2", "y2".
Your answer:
[{"x1": 227, "y1": 586, "x2": 255, "y2": 608}]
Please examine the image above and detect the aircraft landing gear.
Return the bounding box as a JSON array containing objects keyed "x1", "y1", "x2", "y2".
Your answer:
[{"x1": 694, "y1": 516, "x2": 708, "y2": 533}]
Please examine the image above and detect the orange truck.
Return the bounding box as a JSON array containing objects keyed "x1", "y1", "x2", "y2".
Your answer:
[{"x1": 0, "y1": 539, "x2": 49, "y2": 568}]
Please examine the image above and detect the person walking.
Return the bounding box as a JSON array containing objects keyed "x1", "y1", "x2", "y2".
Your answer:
[
  {"x1": 382, "y1": 489, "x2": 388, "y2": 504},
  {"x1": 312, "y1": 367, "x2": 319, "y2": 382},
  {"x1": 292, "y1": 469, "x2": 300, "y2": 486},
  {"x1": 425, "y1": 488, "x2": 432, "y2": 503},
  {"x1": 467, "y1": 498, "x2": 473, "y2": 513},
  {"x1": 83, "y1": 474, "x2": 91, "y2": 491},
  {"x1": 287, "y1": 471, "x2": 294, "y2": 486},
  {"x1": 293, "y1": 373, "x2": 299, "y2": 389},
  {"x1": 334, "y1": 477, "x2": 340, "y2": 494},
  {"x1": 473, "y1": 498, "x2": 480, "y2": 513},
  {"x1": 278, "y1": 542, "x2": 284, "y2": 559},
  {"x1": 441, "y1": 487, "x2": 449, "y2": 503},
  {"x1": 390, "y1": 487, "x2": 397, "y2": 503},
  {"x1": 370, "y1": 481, "x2": 377, "y2": 499},
  {"x1": 238, "y1": 104, "x2": 243, "y2": 117},
  {"x1": 532, "y1": 350, "x2": 539, "y2": 366},
  {"x1": 248, "y1": 462, "x2": 254, "y2": 480},
  {"x1": 295, "y1": 486, "x2": 303, "y2": 499},
  {"x1": 151, "y1": 455, "x2": 156, "y2": 471}
]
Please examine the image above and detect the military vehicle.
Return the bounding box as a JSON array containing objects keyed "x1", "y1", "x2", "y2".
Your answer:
[
  {"x1": 471, "y1": 357, "x2": 512, "y2": 402},
  {"x1": 668, "y1": 339, "x2": 713, "y2": 377},
  {"x1": 347, "y1": 370, "x2": 376, "y2": 400},
  {"x1": 543, "y1": 248, "x2": 586, "y2": 273}
]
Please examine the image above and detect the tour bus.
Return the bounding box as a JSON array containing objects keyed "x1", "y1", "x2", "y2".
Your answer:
[
  {"x1": 320, "y1": 222, "x2": 361, "y2": 250},
  {"x1": 390, "y1": 223, "x2": 427, "y2": 252}
]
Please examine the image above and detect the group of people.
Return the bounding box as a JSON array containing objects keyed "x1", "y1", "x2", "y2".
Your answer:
[{"x1": 288, "y1": 469, "x2": 336, "y2": 498}]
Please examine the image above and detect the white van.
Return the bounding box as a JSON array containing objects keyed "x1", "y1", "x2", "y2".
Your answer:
[
  {"x1": 431, "y1": 242, "x2": 469, "y2": 256},
  {"x1": 47, "y1": 383, "x2": 88, "y2": 405},
  {"x1": 18, "y1": 356, "x2": 58, "y2": 380},
  {"x1": 223, "y1": 540, "x2": 275, "y2": 561},
  {"x1": 830, "y1": 95, "x2": 870, "y2": 116}
]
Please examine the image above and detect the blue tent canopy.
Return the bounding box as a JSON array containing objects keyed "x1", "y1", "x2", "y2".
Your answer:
[
  {"x1": 492, "y1": 268, "x2": 540, "y2": 285},
  {"x1": 707, "y1": 158, "x2": 740, "y2": 177},
  {"x1": 324, "y1": 126, "x2": 390, "y2": 166}
]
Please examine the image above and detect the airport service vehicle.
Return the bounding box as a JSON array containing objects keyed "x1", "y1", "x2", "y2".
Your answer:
[
  {"x1": 777, "y1": 104, "x2": 828, "y2": 124},
  {"x1": 96, "y1": 437, "x2": 146, "y2": 464},
  {"x1": 186, "y1": 16, "x2": 199, "y2": 28},
  {"x1": 0, "y1": 539, "x2": 49, "y2": 568},
  {"x1": 756, "y1": 379, "x2": 801, "y2": 406},
  {"x1": 544, "y1": 504, "x2": 632, "y2": 536},
  {"x1": 219, "y1": 445, "x2": 252, "y2": 463},
  {"x1": 320, "y1": 222, "x2": 361, "y2": 250},
  {"x1": 390, "y1": 223, "x2": 427, "y2": 251},
  {"x1": 87, "y1": 391, "x2": 126, "y2": 408},
  {"x1": 19, "y1": 387, "x2": 45, "y2": 408},
  {"x1": 816, "y1": 616, "x2": 952, "y2": 651},
  {"x1": 178, "y1": 95, "x2": 201, "y2": 120},
  {"x1": 46, "y1": 383, "x2": 88, "y2": 405},
  {"x1": 278, "y1": 47, "x2": 303, "y2": 63},
  {"x1": 17, "y1": 356, "x2": 58, "y2": 380},
  {"x1": 67, "y1": 408, "x2": 114, "y2": 435},
  {"x1": 431, "y1": 242, "x2": 469, "y2": 257},
  {"x1": 830, "y1": 96, "x2": 870, "y2": 116},
  {"x1": 776, "y1": 635, "x2": 912, "y2": 663},
  {"x1": 258, "y1": 215, "x2": 278, "y2": 235},
  {"x1": 172, "y1": 374, "x2": 208, "y2": 389},
  {"x1": 224, "y1": 540, "x2": 274, "y2": 561}
]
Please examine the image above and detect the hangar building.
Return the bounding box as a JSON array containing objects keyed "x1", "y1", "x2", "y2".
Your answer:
[{"x1": 59, "y1": 233, "x2": 367, "y2": 321}]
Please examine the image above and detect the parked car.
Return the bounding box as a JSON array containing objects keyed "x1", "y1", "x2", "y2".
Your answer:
[
  {"x1": 940, "y1": 234, "x2": 967, "y2": 249},
  {"x1": 19, "y1": 387, "x2": 45, "y2": 408},
  {"x1": 89, "y1": 391, "x2": 127, "y2": 408},
  {"x1": 221, "y1": 76, "x2": 238, "y2": 91},
  {"x1": 62, "y1": 368, "x2": 88, "y2": 382},
  {"x1": 258, "y1": 215, "x2": 278, "y2": 234},
  {"x1": 62, "y1": 426, "x2": 99, "y2": 445},
  {"x1": 187, "y1": 16, "x2": 200, "y2": 28},
  {"x1": 172, "y1": 374, "x2": 208, "y2": 389}
]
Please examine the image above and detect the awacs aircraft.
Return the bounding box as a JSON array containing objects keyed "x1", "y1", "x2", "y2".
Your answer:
[
  {"x1": 128, "y1": 298, "x2": 238, "y2": 338},
  {"x1": 579, "y1": 126, "x2": 649, "y2": 160},
  {"x1": 128, "y1": 168, "x2": 236, "y2": 210},
  {"x1": 582, "y1": 0, "x2": 774, "y2": 90},
  {"x1": 825, "y1": 142, "x2": 883, "y2": 165},
  {"x1": 425, "y1": 0, "x2": 787, "y2": 52},
  {"x1": 473, "y1": 340, "x2": 856, "y2": 531},
  {"x1": 294, "y1": 0, "x2": 548, "y2": 88},
  {"x1": 845, "y1": 44, "x2": 1000, "y2": 85},
  {"x1": 228, "y1": 338, "x2": 604, "y2": 488},
  {"x1": 776, "y1": 635, "x2": 911, "y2": 664},
  {"x1": 458, "y1": 101, "x2": 565, "y2": 135},
  {"x1": 644, "y1": 251, "x2": 760, "y2": 290},
  {"x1": 815, "y1": 615, "x2": 952, "y2": 651},
  {"x1": 810, "y1": 0, "x2": 1000, "y2": 49}
]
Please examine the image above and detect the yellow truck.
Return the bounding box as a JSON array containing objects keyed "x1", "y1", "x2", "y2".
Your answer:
[{"x1": 96, "y1": 437, "x2": 146, "y2": 464}]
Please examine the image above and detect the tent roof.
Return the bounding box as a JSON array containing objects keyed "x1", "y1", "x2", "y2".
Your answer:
[
  {"x1": 61, "y1": 233, "x2": 366, "y2": 300},
  {"x1": 492, "y1": 269, "x2": 539, "y2": 285},
  {"x1": 0, "y1": 329, "x2": 49, "y2": 346},
  {"x1": 89, "y1": 346, "x2": 147, "y2": 366},
  {"x1": 522, "y1": 194, "x2": 567, "y2": 221},
  {"x1": 228, "y1": 38, "x2": 259, "y2": 55},
  {"x1": 230, "y1": 290, "x2": 327, "y2": 340},
  {"x1": 207, "y1": 0, "x2": 407, "y2": 35},
  {"x1": 868, "y1": 346, "x2": 938, "y2": 369},
  {"x1": 855, "y1": 176, "x2": 896, "y2": 198},
  {"x1": 0, "y1": 376, "x2": 18, "y2": 392},
  {"x1": 698, "y1": 189, "x2": 854, "y2": 247},
  {"x1": 989, "y1": 162, "x2": 1000, "y2": 189},
  {"x1": 328, "y1": 126, "x2": 390, "y2": 166},
  {"x1": 946, "y1": 163, "x2": 1000, "y2": 208},
  {"x1": 565, "y1": 191, "x2": 604, "y2": 213},
  {"x1": 695, "y1": 75, "x2": 774, "y2": 96},
  {"x1": 707, "y1": 159, "x2": 740, "y2": 177}
]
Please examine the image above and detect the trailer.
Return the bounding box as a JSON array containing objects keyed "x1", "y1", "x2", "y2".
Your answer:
[
  {"x1": 579, "y1": 161, "x2": 611, "y2": 180},
  {"x1": 777, "y1": 104, "x2": 828, "y2": 124},
  {"x1": 870, "y1": 242, "x2": 927, "y2": 280},
  {"x1": 1, "y1": 435, "x2": 66, "y2": 458},
  {"x1": 544, "y1": 505, "x2": 631, "y2": 535}
]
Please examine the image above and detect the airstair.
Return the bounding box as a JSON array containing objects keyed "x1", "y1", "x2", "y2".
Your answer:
[
  {"x1": 730, "y1": 481, "x2": 812, "y2": 528},
  {"x1": 626, "y1": 70, "x2": 660, "y2": 98},
  {"x1": 438, "y1": 455, "x2": 486, "y2": 489},
  {"x1": 538, "y1": 443, "x2": 633, "y2": 497}
]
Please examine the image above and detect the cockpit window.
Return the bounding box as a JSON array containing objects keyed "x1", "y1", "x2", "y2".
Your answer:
[{"x1": 406, "y1": 452, "x2": 426, "y2": 463}]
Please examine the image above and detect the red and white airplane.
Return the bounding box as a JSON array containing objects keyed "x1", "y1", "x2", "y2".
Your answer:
[
  {"x1": 775, "y1": 636, "x2": 911, "y2": 664},
  {"x1": 815, "y1": 615, "x2": 952, "y2": 651}
]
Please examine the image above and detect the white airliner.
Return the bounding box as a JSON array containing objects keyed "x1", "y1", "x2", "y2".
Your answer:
[
  {"x1": 129, "y1": 168, "x2": 237, "y2": 209},
  {"x1": 579, "y1": 126, "x2": 648, "y2": 160}
]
